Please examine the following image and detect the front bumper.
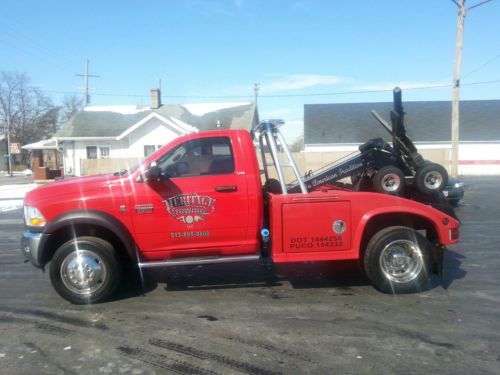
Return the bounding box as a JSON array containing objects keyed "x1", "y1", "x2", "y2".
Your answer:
[
  {"x1": 443, "y1": 186, "x2": 465, "y2": 201},
  {"x1": 21, "y1": 231, "x2": 43, "y2": 268},
  {"x1": 443, "y1": 178, "x2": 465, "y2": 204}
]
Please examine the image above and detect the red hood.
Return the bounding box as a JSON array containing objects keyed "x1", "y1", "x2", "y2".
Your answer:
[{"x1": 24, "y1": 174, "x2": 126, "y2": 206}]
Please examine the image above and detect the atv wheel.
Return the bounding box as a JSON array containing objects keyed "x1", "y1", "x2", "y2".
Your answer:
[
  {"x1": 416, "y1": 163, "x2": 448, "y2": 194},
  {"x1": 372, "y1": 166, "x2": 405, "y2": 195},
  {"x1": 50, "y1": 236, "x2": 121, "y2": 304},
  {"x1": 363, "y1": 226, "x2": 433, "y2": 293}
]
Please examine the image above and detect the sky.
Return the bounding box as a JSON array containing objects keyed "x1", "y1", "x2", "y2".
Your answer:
[{"x1": 1, "y1": 0, "x2": 499, "y2": 141}]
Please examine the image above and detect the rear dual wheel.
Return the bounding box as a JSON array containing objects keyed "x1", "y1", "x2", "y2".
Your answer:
[
  {"x1": 363, "y1": 227, "x2": 433, "y2": 293},
  {"x1": 50, "y1": 236, "x2": 121, "y2": 304}
]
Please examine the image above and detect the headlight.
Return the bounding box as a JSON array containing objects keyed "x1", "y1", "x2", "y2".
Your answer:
[
  {"x1": 24, "y1": 206, "x2": 47, "y2": 227},
  {"x1": 453, "y1": 182, "x2": 464, "y2": 188}
]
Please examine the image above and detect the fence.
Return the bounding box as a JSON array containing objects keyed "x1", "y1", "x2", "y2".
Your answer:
[{"x1": 81, "y1": 158, "x2": 143, "y2": 176}]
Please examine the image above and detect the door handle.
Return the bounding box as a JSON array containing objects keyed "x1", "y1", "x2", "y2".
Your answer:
[{"x1": 215, "y1": 185, "x2": 237, "y2": 192}]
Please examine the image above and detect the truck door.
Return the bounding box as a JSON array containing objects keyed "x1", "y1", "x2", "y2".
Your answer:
[{"x1": 131, "y1": 135, "x2": 249, "y2": 258}]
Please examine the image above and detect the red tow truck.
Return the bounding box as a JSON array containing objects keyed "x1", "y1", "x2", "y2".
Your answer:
[{"x1": 22, "y1": 120, "x2": 459, "y2": 304}]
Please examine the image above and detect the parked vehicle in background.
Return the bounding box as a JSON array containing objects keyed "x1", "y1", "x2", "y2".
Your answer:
[{"x1": 443, "y1": 177, "x2": 465, "y2": 207}]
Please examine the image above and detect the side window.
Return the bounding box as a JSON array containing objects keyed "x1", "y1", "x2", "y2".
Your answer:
[
  {"x1": 100, "y1": 147, "x2": 110, "y2": 158},
  {"x1": 86, "y1": 146, "x2": 97, "y2": 159},
  {"x1": 144, "y1": 145, "x2": 156, "y2": 157},
  {"x1": 157, "y1": 137, "x2": 234, "y2": 178}
]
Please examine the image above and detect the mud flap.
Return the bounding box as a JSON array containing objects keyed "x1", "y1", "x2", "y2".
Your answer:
[{"x1": 434, "y1": 245, "x2": 445, "y2": 278}]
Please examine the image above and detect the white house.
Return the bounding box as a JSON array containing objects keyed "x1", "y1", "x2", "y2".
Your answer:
[{"x1": 53, "y1": 90, "x2": 258, "y2": 176}]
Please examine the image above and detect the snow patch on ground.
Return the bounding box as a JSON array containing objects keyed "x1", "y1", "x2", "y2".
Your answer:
[
  {"x1": 182, "y1": 102, "x2": 250, "y2": 116},
  {"x1": 0, "y1": 184, "x2": 38, "y2": 213},
  {"x1": 84, "y1": 105, "x2": 150, "y2": 115}
]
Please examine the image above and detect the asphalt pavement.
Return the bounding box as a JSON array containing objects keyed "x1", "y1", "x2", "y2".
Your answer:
[{"x1": 0, "y1": 177, "x2": 498, "y2": 374}]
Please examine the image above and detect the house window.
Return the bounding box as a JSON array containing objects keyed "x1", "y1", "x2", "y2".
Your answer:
[
  {"x1": 100, "y1": 147, "x2": 110, "y2": 158},
  {"x1": 157, "y1": 137, "x2": 234, "y2": 178},
  {"x1": 144, "y1": 145, "x2": 156, "y2": 157},
  {"x1": 86, "y1": 146, "x2": 97, "y2": 159}
]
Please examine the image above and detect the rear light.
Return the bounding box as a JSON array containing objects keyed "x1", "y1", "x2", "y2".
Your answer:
[{"x1": 450, "y1": 227, "x2": 459, "y2": 241}]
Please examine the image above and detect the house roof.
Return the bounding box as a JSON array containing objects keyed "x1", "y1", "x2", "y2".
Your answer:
[
  {"x1": 55, "y1": 102, "x2": 258, "y2": 139},
  {"x1": 304, "y1": 100, "x2": 500, "y2": 145},
  {"x1": 22, "y1": 139, "x2": 58, "y2": 150}
]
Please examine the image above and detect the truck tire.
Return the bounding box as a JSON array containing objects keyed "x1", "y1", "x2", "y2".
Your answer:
[
  {"x1": 363, "y1": 226, "x2": 433, "y2": 293},
  {"x1": 49, "y1": 236, "x2": 121, "y2": 304},
  {"x1": 372, "y1": 166, "x2": 405, "y2": 195},
  {"x1": 415, "y1": 163, "x2": 448, "y2": 194}
]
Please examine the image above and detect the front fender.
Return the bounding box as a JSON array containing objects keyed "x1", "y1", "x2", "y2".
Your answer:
[{"x1": 38, "y1": 210, "x2": 137, "y2": 266}]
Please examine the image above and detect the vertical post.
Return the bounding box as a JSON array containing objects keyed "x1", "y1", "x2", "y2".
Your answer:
[
  {"x1": 254, "y1": 83, "x2": 260, "y2": 107},
  {"x1": 451, "y1": 1, "x2": 466, "y2": 178},
  {"x1": 6, "y1": 117, "x2": 12, "y2": 177},
  {"x1": 76, "y1": 59, "x2": 99, "y2": 108},
  {"x1": 84, "y1": 59, "x2": 89, "y2": 107},
  {"x1": 392, "y1": 87, "x2": 404, "y2": 137}
]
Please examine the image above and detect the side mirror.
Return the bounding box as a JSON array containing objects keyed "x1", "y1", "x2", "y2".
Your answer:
[{"x1": 145, "y1": 165, "x2": 162, "y2": 181}]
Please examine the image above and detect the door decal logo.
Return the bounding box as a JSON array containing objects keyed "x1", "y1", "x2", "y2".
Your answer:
[{"x1": 163, "y1": 194, "x2": 216, "y2": 225}]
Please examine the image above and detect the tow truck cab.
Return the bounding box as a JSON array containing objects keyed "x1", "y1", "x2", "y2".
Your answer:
[{"x1": 22, "y1": 122, "x2": 459, "y2": 304}]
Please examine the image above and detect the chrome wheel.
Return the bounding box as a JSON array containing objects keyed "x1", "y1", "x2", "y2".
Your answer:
[
  {"x1": 379, "y1": 239, "x2": 423, "y2": 284},
  {"x1": 381, "y1": 173, "x2": 401, "y2": 192},
  {"x1": 424, "y1": 171, "x2": 443, "y2": 190},
  {"x1": 415, "y1": 163, "x2": 448, "y2": 194},
  {"x1": 60, "y1": 250, "x2": 107, "y2": 295}
]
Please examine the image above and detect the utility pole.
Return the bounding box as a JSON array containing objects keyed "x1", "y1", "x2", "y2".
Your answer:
[
  {"x1": 5, "y1": 116, "x2": 12, "y2": 177},
  {"x1": 450, "y1": 0, "x2": 492, "y2": 177},
  {"x1": 76, "y1": 59, "x2": 99, "y2": 107},
  {"x1": 254, "y1": 83, "x2": 260, "y2": 107}
]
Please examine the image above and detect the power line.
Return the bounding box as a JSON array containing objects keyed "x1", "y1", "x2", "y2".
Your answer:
[
  {"x1": 0, "y1": 23, "x2": 78, "y2": 75},
  {"x1": 33, "y1": 78, "x2": 500, "y2": 100},
  {"x1": 463, "y1": 51, "x2": 500, "y2": 78},
  {"x1": 1, "y1": 20, "x2": 81, "y2": 64},
  {"x1": 164, "y1": 80, "x2": 500, "y2": 99}
]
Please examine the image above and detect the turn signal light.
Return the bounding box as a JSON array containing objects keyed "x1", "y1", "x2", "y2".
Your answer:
[
  {"x1": 450, "y1": 228, "x2": 459, "y2": 241},
  {"x1": 29, "y1": 218, "x2": 46, "y2": 226}
]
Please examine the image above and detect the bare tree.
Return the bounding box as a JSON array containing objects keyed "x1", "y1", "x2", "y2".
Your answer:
[
  {"x1": 0, "y1": 72, "x2": 56, "y2": 145},
  {"x1": 58, "y1": 94, "x2": 83, "y2": 126},
  {"x1": 0, "y1": 72, "x2": 58, "y2": 171}
]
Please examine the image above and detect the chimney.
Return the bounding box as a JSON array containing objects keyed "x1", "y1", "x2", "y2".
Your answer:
[{"x1": 150, "y1": 88, "x2": 161, "y2": 109}]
